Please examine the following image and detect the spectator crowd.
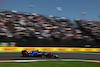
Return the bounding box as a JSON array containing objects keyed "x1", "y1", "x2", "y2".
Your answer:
[
  {"x1": 0, "y1": 10, "x2": 99, "y2": 43},
  {"x1": 76, "y1": 19, "x2": 100, "y2": 41}
]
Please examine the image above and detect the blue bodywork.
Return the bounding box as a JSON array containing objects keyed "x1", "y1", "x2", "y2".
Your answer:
[
  {"x1": 22, "y1": 50, "x2": 58, "y2": 58},
  {"x1": 28, "y1": 50, "x2": 47, "y2": 56},
  {"x1": 28, "y1": 50, "x2": 39, "y2": 56}
]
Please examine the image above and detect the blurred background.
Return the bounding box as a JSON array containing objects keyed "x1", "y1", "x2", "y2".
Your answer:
[{"x1": 0, "y1": 0, "x2": 100, "y2": 47}]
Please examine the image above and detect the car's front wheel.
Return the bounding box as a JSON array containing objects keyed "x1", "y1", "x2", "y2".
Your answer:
[{"x1": 46, "y1": 53, "x2": 53, "y2": 58}]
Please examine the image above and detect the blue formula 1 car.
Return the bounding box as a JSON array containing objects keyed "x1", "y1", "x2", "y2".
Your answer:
[{"x1": 21, "y1": 50, "x2": 58, "y2": 58}]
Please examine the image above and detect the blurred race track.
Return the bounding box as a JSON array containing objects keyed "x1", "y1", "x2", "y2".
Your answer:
[{"x1": 0, "y1": 52, "x2": 100, "y2": 60}]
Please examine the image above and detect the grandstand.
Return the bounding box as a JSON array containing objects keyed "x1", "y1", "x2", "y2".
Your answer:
[
  {"x1": 0, "y1": 10, "x2": 99, "y2": 47},
  {"x1": 75, "y1": 19, "x2": 100, "y2": 43}
]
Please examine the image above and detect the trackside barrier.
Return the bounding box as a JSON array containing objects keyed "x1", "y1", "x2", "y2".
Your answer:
[{"x1": 0, "y1": 47, "x2": 100, "y2": 52}]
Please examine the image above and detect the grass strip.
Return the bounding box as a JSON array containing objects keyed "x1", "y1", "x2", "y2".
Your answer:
[{"x1": 0, "y1": 61, "x2": 100, "y2": 67}]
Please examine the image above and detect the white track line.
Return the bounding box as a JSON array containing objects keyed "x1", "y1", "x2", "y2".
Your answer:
[{"x1": 0, "y1": 59, "x2": 100, "y2": 63}]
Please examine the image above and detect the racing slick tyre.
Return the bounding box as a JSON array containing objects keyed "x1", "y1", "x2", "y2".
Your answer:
[
  {"x1": 22, "y1": 50, "x2": 29, "y2": 57},
  {"x1": 23, "y1": 52, "x2": 29, "y2": 57},
  {"x1": 22, "y1": 50, "x2": 27, "y2": 54},
  {"x1": 46, "y1": 53, "x2": 53, "y2": 58}
]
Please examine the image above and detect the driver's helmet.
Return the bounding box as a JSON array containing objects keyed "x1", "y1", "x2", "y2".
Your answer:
[{"x1": 36, "y1": 49, "x2": 39, "y2": 52}]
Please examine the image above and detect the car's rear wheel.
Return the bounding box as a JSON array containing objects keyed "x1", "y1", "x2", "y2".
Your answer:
[
  {"x1": 23, "y1": 52, "x2": 29, "y2": 57},
  {"x1": 22, "y1": 50, "x2": 27, "y2": 54}
]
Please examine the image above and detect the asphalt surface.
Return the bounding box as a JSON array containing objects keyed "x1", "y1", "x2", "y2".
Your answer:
[{"x1": 0, "y1": 52, "x2": 100, "y2": 60}]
